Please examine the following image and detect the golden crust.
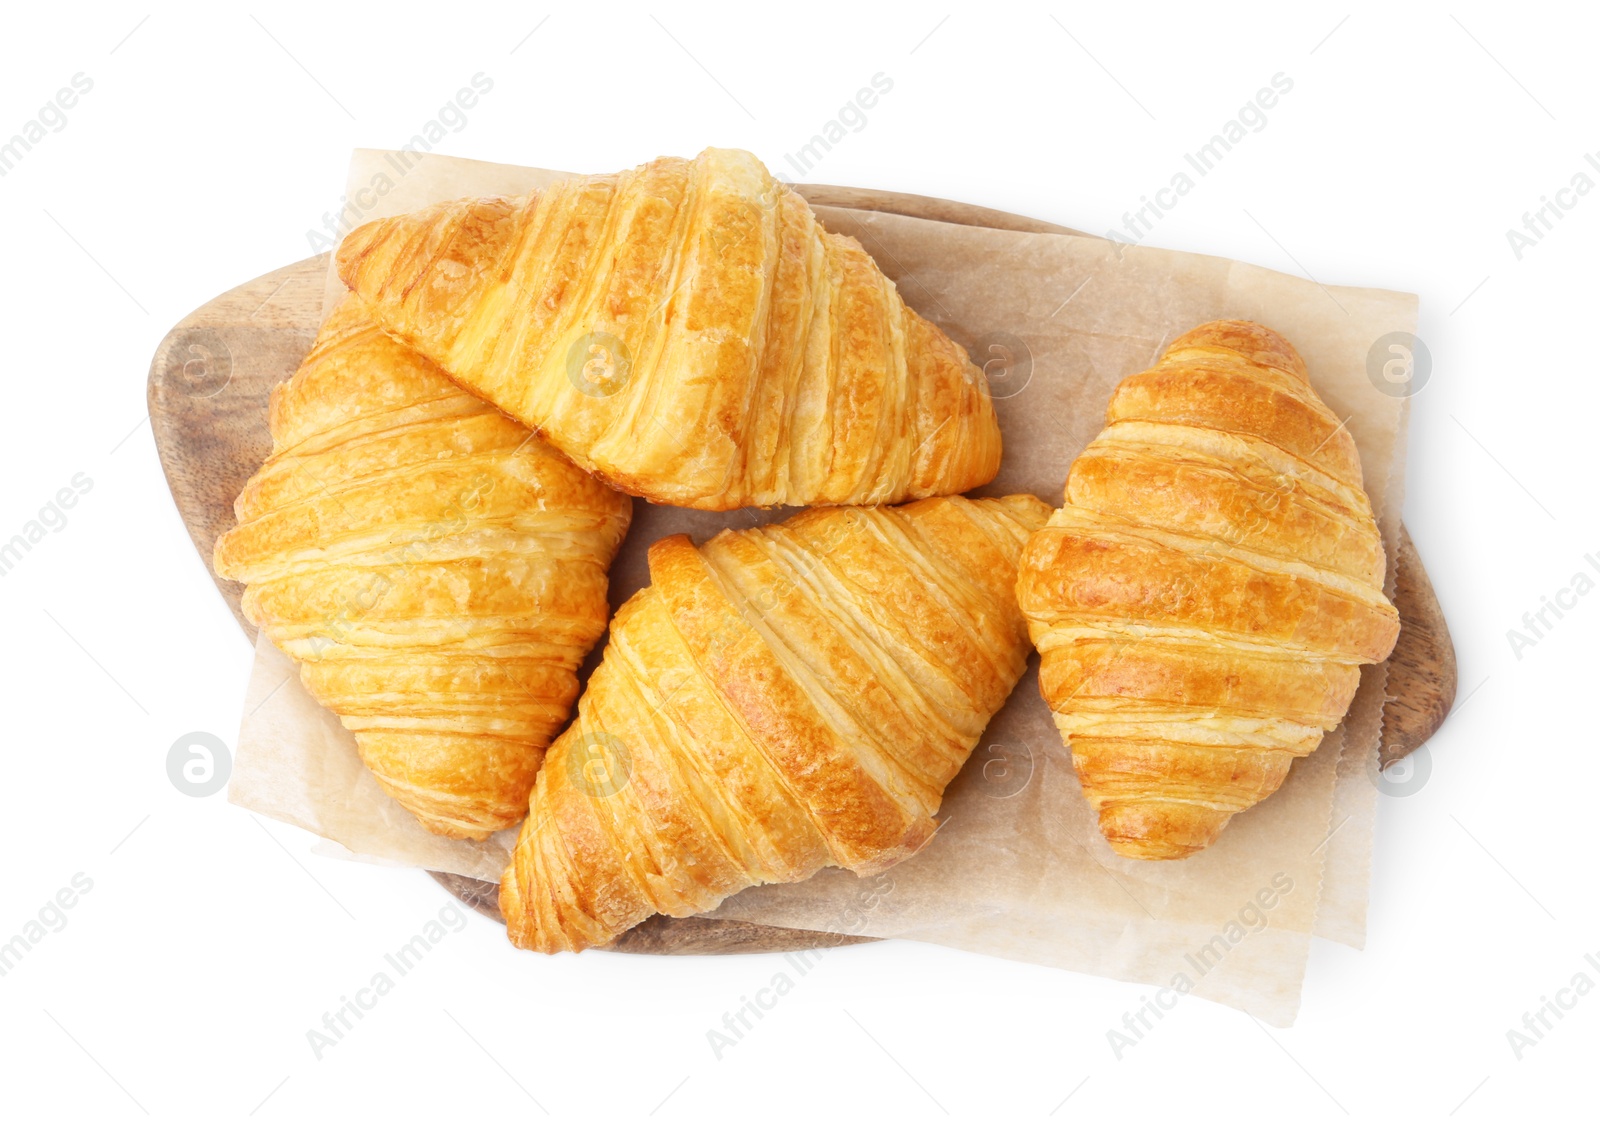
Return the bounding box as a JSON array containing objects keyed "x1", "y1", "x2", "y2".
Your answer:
[
  {"x1": 1015, "y1": 320, "x2": 1399, "y2": 861},
  {"x1": 499, "y1": 494, "x2": 1051, "y2": 952},
  {"x1": 213, "y1": 293, "x2": 631, "y2": 839},
  {"x1": 336, "y1": 148, "x2": 1003, "y2": 510}
]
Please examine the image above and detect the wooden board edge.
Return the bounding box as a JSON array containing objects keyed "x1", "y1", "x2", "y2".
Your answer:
[
  {"x1": 1382, "y1": 529, "x2": 1458, "y2": 766},
  {"x1": 428, "y1": 870, "x2": 871, "y2": 955}
]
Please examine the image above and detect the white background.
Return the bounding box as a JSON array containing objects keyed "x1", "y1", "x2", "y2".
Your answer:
[{"x1": 0, "y1": 2, "x2": 1592, "y2": 1125}]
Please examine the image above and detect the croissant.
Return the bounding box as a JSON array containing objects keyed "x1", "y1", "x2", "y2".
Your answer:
[
  {"x1": 499, "y1": 493, "x2": 1050, "y2": 951},
  {"x1": 335, "y1": 147, "x2": 1002, "y2": 511},
  {"x1": 1015, "y1": 320, "x2": 1399, "y2": 861},
  {"x1": 214, "y1": 293, "x2": 632, "y2": 839}
]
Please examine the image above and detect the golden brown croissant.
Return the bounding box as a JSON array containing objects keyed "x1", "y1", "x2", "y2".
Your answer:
[
  {"x1": 214, "y1": 293, "x2": 631, "y2": 839},
  {"x1": 499, "y1": 494, "x2": 1050, "y2": 951},
  {"x1": 1015, "y1": 320, "x2": 1399, "y2": 861},
  {"x1": 335, "y1": 147, "x2": 1002, "y2": 511}
]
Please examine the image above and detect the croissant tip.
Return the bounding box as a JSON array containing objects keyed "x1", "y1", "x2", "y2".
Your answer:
[
  {"x1": 1095, "y1": 803, "x2": 1230, "y2": 862},
  {"x1": 333, "y1": 217, "x2": 386, "y2": 288},
  {"x1": 419, "y1": 818, "x2": 496, "y2": 842},
  {"x1": 1103, "y1": 835, "x2": 1209, "y2": 862},
  {"x1": 1167, "y1": 318, "x2": 1307, "y2": 379}
]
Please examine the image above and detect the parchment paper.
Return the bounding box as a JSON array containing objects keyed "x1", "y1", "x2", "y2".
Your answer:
[{"x1": 229, "y1": 149, "x2": 1413, "y2": 1025}]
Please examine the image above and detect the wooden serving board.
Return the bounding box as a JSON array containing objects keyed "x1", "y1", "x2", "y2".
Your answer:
[{"x1": 151, "y1": 185, "x2": 1456, "y2": 954}]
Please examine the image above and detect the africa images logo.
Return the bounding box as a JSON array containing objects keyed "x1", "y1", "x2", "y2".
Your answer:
[
  {"x1": 1505, "y1": 550, "x2": 1600, "y2": 659},
  {"x1": 304, "y1": 73, "x2": 494, "y2": 253},
  {"x1": 0, "y1": 73, "x2": 93, "y2": 178}
]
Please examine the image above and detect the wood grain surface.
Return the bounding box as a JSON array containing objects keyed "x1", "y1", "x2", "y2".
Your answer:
[
  {"x1": 151, "y1": 185, "x2": 1456, "y2": 953},
  {"x1": 1380, "y1": 531, "x2": 1458, "y2": 767}
]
